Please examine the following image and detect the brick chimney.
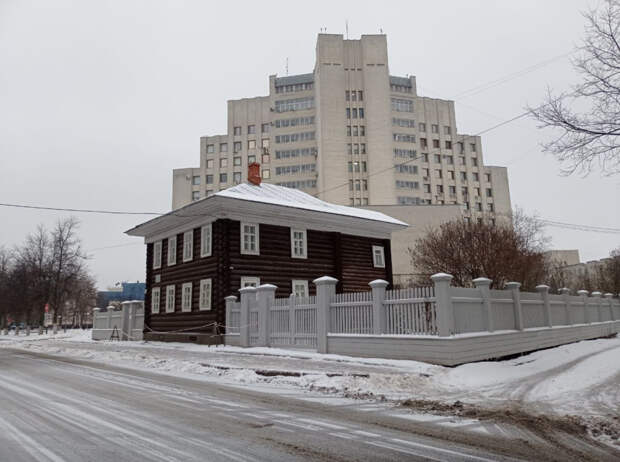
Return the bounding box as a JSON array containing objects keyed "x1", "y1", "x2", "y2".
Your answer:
[{"x1": 248, "y1": 162, "x2": 261, "y2": 186}]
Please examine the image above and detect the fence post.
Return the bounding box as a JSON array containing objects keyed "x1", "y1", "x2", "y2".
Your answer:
[
  {"x1": 239, "y1": 287, "x2": 256, "y2": 347},
  {"x1": 473, "y1": 277, "x2": 493, "y2": 332},
  {"x1": 256, "y1": 284, "x2": 277, "y2": 347},
  {"x1": 369, "y1": 279, "x2": 388, "y2": 335},
  {"x1": 536, "y1": 284, "x2": 552, "y2": 328},
  {"x1": 559, "y1": 288, "x2": 571, "y2": 325},
  {"x1": 577, "y1": 290, "x2": 589, "y2": 324},
  {"x1": 120, "y1": 301, "x2": 130, "y2": 341},
  {"x1": 224, "y1": 295, "x2": 237, "y2": 334},
  {"x1": 591, "y1": 291, "x2": 602, "y2": 322},
  {"x1": 288, "y1": 294, "x2": 296, "y2": 345},
  {"x1": 431, "y1": 273, "x2": 454, "y2": 337},
  {"x1": 608, "y1": 293, "x2": 616, "y2": 320},
  {"x1": 314, "y1": 276, "x2": 338, "y2": 354},
  {"x1": 505, "y1": 282, "x2": 523, "y2": 330}
]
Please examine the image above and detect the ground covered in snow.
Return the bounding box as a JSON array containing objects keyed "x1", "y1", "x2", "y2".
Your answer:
[{"x1": 1, "y1": 329, "x2": 618, "y2": 445}]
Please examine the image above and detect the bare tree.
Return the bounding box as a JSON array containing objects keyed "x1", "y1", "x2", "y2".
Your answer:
[
  {"x1": 529, "y1": 0, "x2": 620, "y2": 175},
  {"x1": 409, "y1": 211, "x2": 549, "y2": 290},
  {"x1": 0, "y1": 247, "x2": 13, "y2": 327}
]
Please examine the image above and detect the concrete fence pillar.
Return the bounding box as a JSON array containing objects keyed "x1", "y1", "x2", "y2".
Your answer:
[
  {"x1": 591, "y1": 291, "x2": 602, "y2": 322},
  {"x1": 52, "y1": 324, "x2": 58, "y2": 335},
  {"x1": 369, "y1": 279, "x2": 389, "y2": 335},
  {"x1": 224, "y1": 296, "x2": 237, "y2": 334},
  {"x1": 431, "y1": 273, "x2": 455, "y2": 337},
  {"x1": 559, "y1": 288, "x2": 571, "y2": 325},
  {"x1": 38, "y1": 326, "x2": 43, "y2": 335},
  {"x1": 256, "y1": 284, "x2": 277, "y2": 347},
  {"x1": 239, "y1": 287, "x2": 256, "y2": 347},
  {"x1": 120, "y1": 301, "x2": 130, "y2": 341},
  {"x1": 577, "y1": 290, "x2": 589, "y2": 324},
  {"x1": 473, "y1": 277, "x2": 493, "y2": 332},
  {"x1": 314, "y1": 276, "x2": 338, "y2": 354},
  {"x1": 604, "y1": 293, "x2": 615, "y2": 321},
  {"x1": 288, "y1": 294, "x2": 296, "y2": 344},
  {"x1": 25, "y1": 326, "x2": 30, "y2": 336},
  {"x1": 505, "y1": 282, "x2": 523, "y2": 330},
  {"x1": 536, "y1": 284, "x2": 552, "y2": 328}
]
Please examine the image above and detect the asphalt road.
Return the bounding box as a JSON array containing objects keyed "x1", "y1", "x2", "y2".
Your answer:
[{"x1": 0, "y1": 349, "x2": 614, "y2": 461}]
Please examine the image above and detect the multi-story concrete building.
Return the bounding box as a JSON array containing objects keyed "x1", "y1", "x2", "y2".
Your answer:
[{"x1": 172, "y1": 33, "x2": 512, "y2": 282}]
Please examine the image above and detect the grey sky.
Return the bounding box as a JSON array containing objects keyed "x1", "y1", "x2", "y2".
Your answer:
[{"x1": 1, "y1": 0, "x2": 618, "y2": 290}]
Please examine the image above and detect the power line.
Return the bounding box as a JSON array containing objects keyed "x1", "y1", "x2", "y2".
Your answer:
[
  {"x1": 539, "y1": 219, "x2": 620, "y2": 234},
  {"x1": 0, "y1": 203, "x2": 162, "y2": 216}
]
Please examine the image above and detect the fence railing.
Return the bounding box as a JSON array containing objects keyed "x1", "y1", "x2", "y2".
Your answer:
[
  {"x1": 223, "y1": 274, "x2": 619, "y2": 355},
  {"x1": 92, "y1": 301, "x2": 144, "y2": 341}
]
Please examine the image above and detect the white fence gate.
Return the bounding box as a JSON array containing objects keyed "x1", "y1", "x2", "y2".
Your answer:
[{"x1": 92, "y1": 301, "x2": 144, "y2": 341}]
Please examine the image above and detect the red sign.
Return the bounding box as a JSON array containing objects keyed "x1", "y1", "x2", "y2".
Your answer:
[{"x1": 44, "y1": 303, "x2": 49, "y2": 313}]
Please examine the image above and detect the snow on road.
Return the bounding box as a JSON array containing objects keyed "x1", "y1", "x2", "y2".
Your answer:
[{"x1": 1, "y1": 330, "x2": 619, "y2": 443}]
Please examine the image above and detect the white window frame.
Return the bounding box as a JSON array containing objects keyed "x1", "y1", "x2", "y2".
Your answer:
[
  {"x1": 165, "y1": 285, "x2": 175, "y2": 313},
  {"x1": 240, "y1": 222, "x2": 259, "y2": 255},
  {"x1": 167, "y1": 235, "x2": 177, "y2": 266},
  {"x1": 201, "y1": 224, "x2": 212, "y2": 257},
  {"x1": 199, "y1": 278, "x2": 212, "y2": 311},
  {"x1": 290, "y1": 228, "x2": 307, "y2": 259},
  {"x1": 241, "y1": 276, "x2": 260, "y2": 288},
  {"x1": 292, "y1": 280, "x2": 309, "y2": 298},
  {"x1": 181, "y1": 282, "x2": 192, "y2": 312},
  {"x1": 151, "y1": 287, "x2": 160, "y2": 314},
  {"x1": 372, "y1": 245, "x2": 386, "y2": 268},
  {"x1": 153, "y1": 241, "x2": 162, "y2": 269},
  {"x1": 183, "y1": 230, "x2": 193, "y2": 262}
]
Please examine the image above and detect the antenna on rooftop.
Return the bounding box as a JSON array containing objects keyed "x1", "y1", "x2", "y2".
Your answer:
[
  {"x1": 346, "y1": 20, "x2": 349, "y2": 39},
  {"x1": 380, "y1": 27, "x2": 383, "y2": 34},
  {"x1": 285, "y1": 57, "x2": 289, "y2": 76}
]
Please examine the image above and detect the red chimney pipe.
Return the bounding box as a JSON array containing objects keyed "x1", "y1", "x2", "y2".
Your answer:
[{"x1": 248, "y1": 162, "x2": 261, "y2": 186}]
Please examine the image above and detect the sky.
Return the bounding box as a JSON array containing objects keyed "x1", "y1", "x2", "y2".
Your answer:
[{"x1": 1, "y1": 0, "x2": 618, "y2": 290}]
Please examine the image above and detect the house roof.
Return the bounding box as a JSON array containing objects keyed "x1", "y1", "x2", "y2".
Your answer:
[
  {"x1": 215, "y1": 183, "x2": 407, "y2": 226},
  {"x1": 126, "y1": 182, "x2": 407, "y2": 241}
]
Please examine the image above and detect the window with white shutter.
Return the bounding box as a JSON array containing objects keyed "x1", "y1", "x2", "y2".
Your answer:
[
  {"x1": 240, "y1": 223, "x2": 259, "y2": 255},
  {"x1": 199, "y1": 279, "x2": 212, "y2": 310},
  {"x1": 151, "y1": 287, "x2": 160, "y2": 314},
  {"x1": 181, "y1": 283, "x2": 192, "y2": 312},
  {"x1": 167, "y1": 236, "x2": 177, "y2": 266},
  {"x1": 292, "y1": 280, "x2": 308, "y2": 298},
  {"x1": 290, "y1": 229, "x2": 307, "y2": 259},
  {"x1": 201, "y1": 224, "x2": 212, "y2": 257},
  {"x1": 153, "y1": 241, "x2": 162, "y2": 269},
  {"x1": 183, "y1": 231, "x2": 193, "y2": 262},
  {"x1": 165, "y1": 285, "x2": 175, "y2": 313},
  {"x1": 372, "y1": 245, "x2": 385, "y2": 268}
]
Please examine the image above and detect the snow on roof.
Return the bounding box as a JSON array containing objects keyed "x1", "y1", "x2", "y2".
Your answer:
[{"x1": 215, "y1": 183, "x2": 407, "y2": 226}]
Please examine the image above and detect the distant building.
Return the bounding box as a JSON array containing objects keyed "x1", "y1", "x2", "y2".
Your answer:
[
  {"x1": 97, "y1": 282, "x2": 145, "y2": 308},
  {"x1": 544, "y1": 249, "x2": 581, "y2": 268}
]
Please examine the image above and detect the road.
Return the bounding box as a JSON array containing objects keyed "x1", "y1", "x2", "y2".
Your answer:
[{"x1": 0, "y1": 349, "x2": 615, "y2": 462}]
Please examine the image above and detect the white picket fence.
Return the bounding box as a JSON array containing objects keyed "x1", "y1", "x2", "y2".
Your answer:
[{"x1": 92, "y1": 301, "x2": 144, "y2": 341}]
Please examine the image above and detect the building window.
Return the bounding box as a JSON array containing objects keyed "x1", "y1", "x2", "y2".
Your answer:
[
  {"x1": 220, "y1": 158, "x2": 228, "y2": 168},
  {"x1": 167, "y1": 236, "x2": 177, "y2": 266},
  {"x1": 183, "y1": 230, "x2": 193, "y2": 262},
  {"x1": 435, "y1": 169, "x2": 442, "y2": 179},
  {"x1": 200, "y1": 224, "x2": 212, "y2": 257},
  {"x1": 165, "y1": 285, "x2": 175, "y2": 313},
  {"x1": 485, "y1": 173, "x2": 492, "y2": 182},
  {"x1": 359, "y1": 108, "x2": 364, "y2": 118},
  {"x1": 233, "y1": 156, "x2": 241, "y2": 166},
  {"x1": 262, "y1": 153, "x2": 270, "y2": 163},
  {"x1": 241, "y1": 222, "x2": 259, "y2": 255},
  {"x1": 360, "y1": 125, "x2": 365, "y2": 136},
  {"x1": 472, "y1": 157, "x2": 478, "y2": 166},
  {"x1": 346, "y1": 108, "x2": 351, "y2": 119},
  {"x1": 248, "y1": 140, "x2": 256, "y2": 149},
  {"x1": 181, "y1": 282, "x2": 192, "y2": 312},
  {"x1": 199, "y1": 279, "x2": 212, "y2": 310},
  {"x1": 234, "y1": 126, "x2": 241, "y2": 136},
  {"x1": 153, "y1": 241, "x2": 162, "y2": 269},
  {"x1": 206, "y1": 159, "x2": 214, "y2": 169},
  {"x1": 488, "y1": 203, "x2": 495, "y2": 212},
  {"x1": 192, "y1": 191, "x2": 200, "y2": 201},
  {"x1": 437, "y1": 185, "x2": 444, "y2": 194},
  {"x1": 476, "y1": 202, "x2": 483, "y2": 211},
  {"x1": 431, "y1": 124, "x2": 439, "y2": 134},
  {"x1": 262, "y1": 169, "x2": 270, "y2": 179},
  {"x1": 261, "y1": 123, "x2": 269, "y2": 133},
  {"x1": 248, "y1": 155, "x2": 256, "y2": 164},
  {"x1": 292, "y1": 280, "x2": 309, "y2": 298},
  {"x1": 206, "y1": 189, "x2": 214, "y2": 196},
  {"x1": 207, "y1": 144, "x2": 215, "y2": 153},
  {"x1": 346, "y1": 125, "x2": 352, "y2": 136},
  {"x1": 419, "y1": 123, "x2": 426, "y2": 132},
  {"x1": 191, "y1": 175, "x2": 200, "y2": 186},
  {"x1": 434, "y1": 154, "x2": 441, "y2": 163},
  {"x1": 151, "y1": 287, "x2": 160, "y2": 314},
  {"x1": 233, "y1": 172, "x2": 241, "y2": 184},
  {"x1": 445, "y1": 141, "x2": 452, "y2": 149},
  {"x1": 470, "y1": 143, "x2": 477, "y2": 152},
  {"x1": 220, "y1": 143, "x2": 228, "y2": 152},
  {"x1": 423, "y1": 184, "x2": 431, "y2": 193},
  {"x1": 241, "y1": 276, "x2": 260, "y2": 288},
  {"x1": 432, "y1": 139, "x2": 440, "y2": 148},
  {"x1": 473, "y1": 172, "x2": 479, "y2": 181},
  {"x1": 358, "y1": 90, "x2": 363, "y2": 101},
  {"x1": 372, "y1": 245, "x2": 385, "y2": 268},
  {"x1": 248, "y1": 124, "x2": 256, "y2": 134},
  {"x1": 486, "y1": 188, "x2": 493, "y2": 197},
  {"x1": 459, "y1": 156, "x2": 466, "y2": 165},
  {"x1": 290, "y1": 229, "x2": 307, "y2": 259},
  {"x1": 206, "y1": 174, "x2": 214, "y2": 184},
  {"x1": 460, "y1": 172, "x2": 467, "y2": 181},
  {"x1": 233, "y1": 141, "x2": 242, "y2": 153},
  {"x1": 261, "y1": 138, "x2": 269, "y2": 148},
  {"x1": 219, "y1": 173, "x2": 228, "y2": 183},
  {"x1": 391, "y1": 98, "x2": 414, "y2": 112},
  {"x1": 444, "y1": 126, "x2": 451, "y2": 135}
]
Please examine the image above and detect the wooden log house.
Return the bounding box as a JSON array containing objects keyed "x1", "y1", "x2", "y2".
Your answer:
[{"x1": 126, "y1": 164, "x2": 407, "y2": 343}]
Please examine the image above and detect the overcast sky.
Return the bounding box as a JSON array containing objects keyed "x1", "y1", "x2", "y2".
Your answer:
[{"x1": 1, "y1": 0, "x2": 618, "y2": 290}]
